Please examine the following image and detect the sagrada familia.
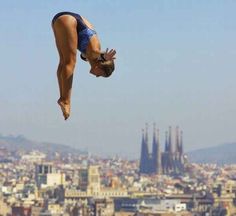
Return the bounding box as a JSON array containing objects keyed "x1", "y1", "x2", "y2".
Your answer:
[{"x1": 139, "y1": 124, "x2": 186, "y2": 175}]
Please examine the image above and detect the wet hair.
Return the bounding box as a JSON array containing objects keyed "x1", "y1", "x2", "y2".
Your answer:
[{"x1": 98, "y1": 60, "x2": 115, "y2": 77}]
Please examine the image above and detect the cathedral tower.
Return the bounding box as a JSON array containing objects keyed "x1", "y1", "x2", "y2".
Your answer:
[
  {"x1": 139, "y1": 126, "x2": 150, "y2": 174},
  {"x1": 152, "y1": 124, "x2": 161, "y2": 174}
]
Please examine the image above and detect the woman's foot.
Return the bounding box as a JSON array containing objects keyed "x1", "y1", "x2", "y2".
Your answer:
[{"x1": 57, "y1": 99, "x2": 70, "y2": 120}]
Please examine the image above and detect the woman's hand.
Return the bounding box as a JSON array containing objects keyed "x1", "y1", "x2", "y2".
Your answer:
[{"x1": 103, "y1": 48, "x2": 116, "y2": 61}]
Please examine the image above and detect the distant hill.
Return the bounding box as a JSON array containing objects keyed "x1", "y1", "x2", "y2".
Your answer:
[
  {"x1": 0, "y1": 134, "x2": 86, "y2": 156},
  {"x1": 187, "y1": 143, "x2": 236, "y2": 164}
]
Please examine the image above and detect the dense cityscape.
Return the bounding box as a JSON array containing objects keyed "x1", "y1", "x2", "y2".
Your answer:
[{"x1": 0, "y1": 126, "x2": 236, "y2": 216}]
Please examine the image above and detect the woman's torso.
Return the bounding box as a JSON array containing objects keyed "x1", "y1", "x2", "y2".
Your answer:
[{"x1": 52, "y1": 12, "x2": 99, "y2": 54}]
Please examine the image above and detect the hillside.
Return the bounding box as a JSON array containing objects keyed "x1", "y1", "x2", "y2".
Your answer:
[
  {"x1": 0, "y1": 134, "x2": 85, "y2": 156},
  {"x1": 187, "y1": 143, "x2": 236, "y2": 164}
]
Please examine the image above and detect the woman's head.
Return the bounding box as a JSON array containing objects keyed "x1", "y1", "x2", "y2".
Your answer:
[
  {"x1": 98, "y1": 59, "x2": 115, "y2": 77},
  {"x1": 90, "y1": 59, "x2": 115, "y2": 77}
]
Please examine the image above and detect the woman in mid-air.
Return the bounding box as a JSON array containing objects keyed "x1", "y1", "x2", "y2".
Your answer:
[{"x1": 52, "y1": 12, "x2": 116, "y2": 120}]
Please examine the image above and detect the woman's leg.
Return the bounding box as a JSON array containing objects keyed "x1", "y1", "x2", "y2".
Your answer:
[
  {"x1": 52, "y1": 16, "x2": 78, "y2": 120},
  {"x1": 52, "y1": 27, "x2": 63, "y2": 100}
]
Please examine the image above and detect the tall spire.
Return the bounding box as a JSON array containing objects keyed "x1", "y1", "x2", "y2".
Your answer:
[
  {"x1": 152, "y1": 123, "x2": 157, "y2": 158},
  {"x1": 140, "y1": 127, "x2": 150, "y2": 174},
  {"x1": 180, "y1": 130, "x2": 183, "y2": 155},
  {"x1": 156, "y1": 128, "x2": 162, "y2": 175},
  {"x1": 169, "y1": 126, "x2": 173, "y2": 153},
  {"x1": 175, "y1": 126, "x2": 180, "y2": 153},
  {"x1": 152, "y1": 123, "x2": 157, "y2": 173},
  {"x1": 165, "y1": 131, "x2": 169, "y2": 152}
]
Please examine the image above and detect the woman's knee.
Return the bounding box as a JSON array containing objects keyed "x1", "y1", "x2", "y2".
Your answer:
[
  {"x1": 64, "y1": 54, "x2": 76, "y2": 65},
  {"x1": 60, "y1": 51, "x2": 76, "y2": 64},
  {"x1": 61, "y1": 56, "x2": 76, "y2": 72}
]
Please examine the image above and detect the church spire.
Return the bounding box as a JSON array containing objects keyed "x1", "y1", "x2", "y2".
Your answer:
[
  {"x1": 152, "y1": 123, "x2": 157, "y2": 156},
  {"x1": 139, "y1": 126, "x2": 150, "y2": 174},
  {"x1": 169, "y1": 126, "x2": 173, "y2": 154},
  {"x1": 165, "y1": 131, "x2": 169, "y2": 152},
  {"x1": 152, "y1": 123, "x2": 157, "y2": 172},
  {"x1": 156, "y1": 128, "x2": 162, "y2": 174},
  {"x1": 180, "y1": 130, "x2": 183, "y2": 155},
  {"x1": 175, "y1": 126, "x2": 180, "y2": 153}
]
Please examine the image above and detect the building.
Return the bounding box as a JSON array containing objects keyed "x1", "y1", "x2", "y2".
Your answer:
[
  {"x1": 65, "y1": 165, "x2": 128, "y2": 200},
  {"x1": 87, "y1": 165, "x2": 101, "y2": 194},
  {"x1": 12, "y1": 206, "x2": 31, "y2": 216},
  {"x1": 0, "y1": 198, "x2": 11, "y2": 216},
  {"x1": 94, "y1": 198, "x2": 115, "y2": 216},
  {"x1": 78, "y1": 168, "x2": 89, "y2": 191},
  {"x1": 114, "y1": 198, "x2": 186, "y2": 213},
  {"x1": 139, "y1": 125, "x2": 186, "y2": 175},
  {"x1": 21, "y1": 151, "x2": 46, "y2": 163},
  {"x1": 35, "y1": 163, "x2": 65, "y2": 188}
]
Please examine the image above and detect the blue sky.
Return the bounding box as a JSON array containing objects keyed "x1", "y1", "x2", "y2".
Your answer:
[{"x1": 0, "y1": 0, "x2": 236, "y2": 158}]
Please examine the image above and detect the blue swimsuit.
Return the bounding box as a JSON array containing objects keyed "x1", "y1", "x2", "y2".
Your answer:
[{"x1": 52, "y1": 12, "x2": 97, "y2": 54}]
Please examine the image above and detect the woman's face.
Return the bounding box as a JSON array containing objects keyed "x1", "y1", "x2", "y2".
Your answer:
[{"x1": 90, "y1": 64, "x2": 105, "y2": 77}]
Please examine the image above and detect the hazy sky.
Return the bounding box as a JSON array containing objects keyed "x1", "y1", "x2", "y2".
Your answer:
[{"x1": 0, "y1": 0, "x2": 236, "y2": 158}]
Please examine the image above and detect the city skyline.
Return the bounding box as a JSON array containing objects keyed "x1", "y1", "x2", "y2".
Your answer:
[
  {"x1": 0, "y1": 145, "x2": 236, "y2": 215},
  {"x1": 1, "y1": 1, "x2": 236, "y2": 157}
]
